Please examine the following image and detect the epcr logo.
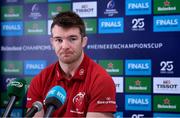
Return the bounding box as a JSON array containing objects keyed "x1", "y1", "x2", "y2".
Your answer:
[{"x1": 131, "y1": 114, "x2": 144, "y2": 118}]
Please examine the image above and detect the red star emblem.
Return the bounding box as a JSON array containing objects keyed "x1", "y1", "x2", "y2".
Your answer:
[
  {"x1": 135, "y1": 80, "x2": 141, "y2": 86},
  {"x1": 32, "y1": 23, "x2": 38, "y2": 29},
  {"x1": 164, "y1": 0, "x2": 170, "y2": 7},
  {"x1": 8, "y1": 64, "x2": 15, "y2": 69},
  {"x1": 163, "y1": 98, "x2": 170, "y2": 105},
  {"x1": 56, "y1": 6, "x2": 62, "y2": 11},
  {"x1": 108, "y1": 62, "x2": 113, "y2": 69},
  {"x1": 8, "y1": 7, "x2": 14, "y2": 14}
]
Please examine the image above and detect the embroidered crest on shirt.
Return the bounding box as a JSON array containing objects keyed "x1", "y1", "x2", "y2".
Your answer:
[
  {"x1": 79, "y1": 68, "x2": 85, "y2": 76},
  {"x1": 70, "y1": 92, "x2": 86, "y2": 114}
]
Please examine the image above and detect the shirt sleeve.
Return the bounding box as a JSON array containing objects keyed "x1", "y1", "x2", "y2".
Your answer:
[
  {"x1": 87, "y1": 75, "x2": 116, "y2": 112},
  {"x1": 26, "y1": 74, "x2": 44, "y2": 108}
]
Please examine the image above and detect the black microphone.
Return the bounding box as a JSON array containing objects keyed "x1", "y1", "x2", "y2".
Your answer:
[
  {"x1": 2, "y1": 79, "x2": 26, "y2": 117},
  {"x1": 25, "y1": 101, "x2": 43, "y2": 117},
  {"x1": 43, "y1": 86, "x2": 67, "y2": 118}
]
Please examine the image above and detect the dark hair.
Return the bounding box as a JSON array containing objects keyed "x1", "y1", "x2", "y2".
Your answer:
[{"x1": 51, "y1": 11, "x2": 86, "y2": 37}]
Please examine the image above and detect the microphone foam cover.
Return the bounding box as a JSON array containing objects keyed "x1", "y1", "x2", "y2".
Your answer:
[
  {"x1": 33, "y1": 101, "x2": 43, "y2": 112},
  {"x1": 7, "y1": 78, "x2": 26, "y2": 100},
  {"x1": 45, "y1": 86, "x2": 66, "y2": 109}
]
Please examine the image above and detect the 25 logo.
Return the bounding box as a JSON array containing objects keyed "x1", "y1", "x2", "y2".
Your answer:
[
  {"x1": 131, "y1": 114, "x2": 144, "y2": 118},
  {"x1": 160, "y1": 61, "x2": 174, "y2": 73},
  {"x1": 132, "y1": 18, "x2": 145, "y2": 29}
]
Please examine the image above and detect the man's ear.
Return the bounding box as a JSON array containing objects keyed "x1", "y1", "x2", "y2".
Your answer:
[
  {"x1": 82, "y1": 36, "x2": 88, "y2": 48},
  {"x1": 50, "y1": 38, "x2": 55, "y2": 49}
]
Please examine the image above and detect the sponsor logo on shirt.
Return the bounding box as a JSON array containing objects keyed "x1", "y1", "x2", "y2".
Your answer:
[
  {"x1": 97, "y1": 97, "x2": 116, "y2": 105},
  {"x1": 125, "y1": 60, "x2": 151, "y2": 75},
  {"x1": 125, "y1": 0, "x2": 152, "y2": 15},
  {"x1": 153, "y1": 15, "x2": 180, "y2": 32},
  {"x1": 73, "y1": 1, "x2": 97, "y2": 17}
]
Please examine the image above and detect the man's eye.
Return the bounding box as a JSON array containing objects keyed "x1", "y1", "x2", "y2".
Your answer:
[
  {"x1": 69, "y1": 38, "x2": 77, "y2": 42},
  {"x1": 55, "y1": 39, "x2": 63, "y2": 43}
]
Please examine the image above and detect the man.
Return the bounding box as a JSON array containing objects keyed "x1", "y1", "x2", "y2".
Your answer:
[{"x1": 26, "y1": 11, "x2": 116, "y2": 117}]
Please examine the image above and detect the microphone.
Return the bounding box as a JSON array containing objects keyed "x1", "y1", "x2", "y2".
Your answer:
[
  {"x1": 43, "y1": 86, "x2": 66, "y2": 118},
  {"x1": 2, "y1": 78, "x2": 26, "y2": 117},
  {"x1": 25, "y1": 101, "x2": 43, "y2": 117}
]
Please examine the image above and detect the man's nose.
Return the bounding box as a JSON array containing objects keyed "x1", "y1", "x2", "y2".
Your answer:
[{"x1": 61, "y1": 40, "x2": 70, "y2": 49}]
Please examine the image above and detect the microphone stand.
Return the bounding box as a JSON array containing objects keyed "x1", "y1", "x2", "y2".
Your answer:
[
  {"x1": 43, "y1": 106, "x2": 55, "y2": 118},
  {"x1": 2, "y1": 96, "x2": 16, "y2": 117}
]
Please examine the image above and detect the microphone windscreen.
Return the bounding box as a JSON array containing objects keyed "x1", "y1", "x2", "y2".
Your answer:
[
  {"x1": 33, "y1": 101, "x2": 43, "y2": 111},
  {"x1": 7, "y1": 79, "x2": 26, "y2": 100},
  {"x1": 45, "y1": 86, "x2": 66, "y2": 109}
]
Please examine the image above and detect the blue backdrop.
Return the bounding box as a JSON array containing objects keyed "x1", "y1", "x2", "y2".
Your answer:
[{"x1": 1, "y1": 0, "x2": 180, "y2": 117}]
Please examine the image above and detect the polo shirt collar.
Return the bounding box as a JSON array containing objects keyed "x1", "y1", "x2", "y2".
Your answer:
[{"x1": 56, "y1": 54, "x2": 88, "y2": 81}]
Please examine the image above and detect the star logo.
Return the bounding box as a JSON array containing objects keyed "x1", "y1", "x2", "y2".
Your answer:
[
  {"x1": 8, "y1": 64, "x2": 15, "y2": 69},
  {"x1": 135, "y1": 80, "x2": 141, "y2": 86},
  {"x1": 32, "y1": 23, "x2": 39, "y2": 29},
  {"x1": 8, "y1": 7, "x2": 15, "y2": 14},
  {"x1": 163, "y1": 98, "x2": 170, "y2": 105},
  {"x1": 164, "y1": 0, "x2": 170, "y2": 7},
  {"x1": 56, "y1": 6, "x2": 62, "y2": 12},
  {"x1": 108, "y1": 62, "x2": 113, "y2": 69}
]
